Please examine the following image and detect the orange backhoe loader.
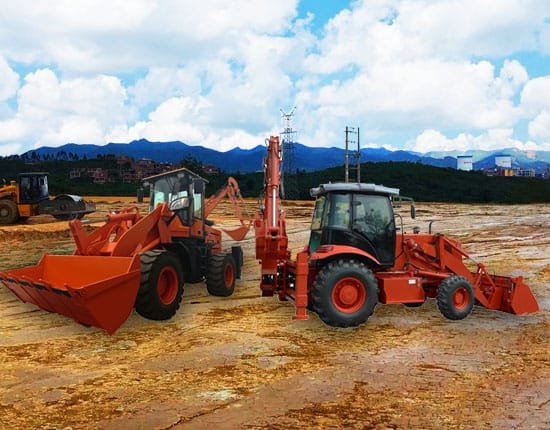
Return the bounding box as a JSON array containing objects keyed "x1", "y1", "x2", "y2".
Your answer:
[
  {"x1": 255, "y1": 136, "x2": 539, "y2": 326},
  {"x1": 0, "y1": 168, "x2": 251, "y2": 333},
  {"x1": 0, "y1": 172, "x2": 96, "y2": 224}
]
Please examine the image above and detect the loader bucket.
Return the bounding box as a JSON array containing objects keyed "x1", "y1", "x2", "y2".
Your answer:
[
  {"x1": 477, "y1": 273, "x2": 540, "y2": 315},
  {"x1": 0, "y1": 254, "x2": 141, "y2": 334}
]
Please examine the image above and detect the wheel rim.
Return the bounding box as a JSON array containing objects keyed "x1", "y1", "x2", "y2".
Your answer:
[
  {"x1": 331, "y1": 277, "x2": 367, "y2": 314},
  {"x1": 157, "y1": 266, "x2": 179, "y2": 305},
  {"x1": 453, "y1": 286, "x2": 469, "y2": 310},
  {"x1": 0, "y1": 208, "x2": 7, "y2": 217},
  {"x1": 224, "y1": 263, "x2": 234, "y2": 289}
]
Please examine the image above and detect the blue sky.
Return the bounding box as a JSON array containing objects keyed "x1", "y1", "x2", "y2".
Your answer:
[{"x1": 0, "y1": 0, "x2": 548, "y2": 156}]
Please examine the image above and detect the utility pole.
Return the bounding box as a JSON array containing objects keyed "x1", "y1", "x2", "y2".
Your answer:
[
  {"x1": 344, "y1": 126, "x2": 361, "y2": 183},
  {"x1": 280, "y1": 107, "x2": 298, "y2": 199}
]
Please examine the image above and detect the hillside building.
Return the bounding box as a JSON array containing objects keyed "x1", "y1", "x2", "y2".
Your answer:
[
  {"x1": 456, "y1": 155, "x2": 473, "y2": 171},
  {"x1": 202, "y1": 164, "x2": 220, "y2": 175},
  {"x1": 515, "y1": 168, "x2": 535, "y2": 178},
  {"x1": 495, "y1": 154, "x2": 512, "y2": 169}
]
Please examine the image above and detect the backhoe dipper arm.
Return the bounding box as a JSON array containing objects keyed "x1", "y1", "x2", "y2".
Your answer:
[
  {"x1": 254, "y1": 136, "x2": 289, "y2": 272},
  {"x1": 204, "y1": 177, "x2": 252, "y2": 241}
]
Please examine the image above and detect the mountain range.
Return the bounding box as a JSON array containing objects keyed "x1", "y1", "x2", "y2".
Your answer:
[{"x1": 22, "y1": 139, "x2": 550, "y2": 174}]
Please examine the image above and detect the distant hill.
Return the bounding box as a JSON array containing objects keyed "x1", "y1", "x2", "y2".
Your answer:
[
  {"x1": 21, "y1": 139, "x2": 549, "y2": 173},
  {"x1": 2, "y1": 156, "x2": 548, "y2": 203}
]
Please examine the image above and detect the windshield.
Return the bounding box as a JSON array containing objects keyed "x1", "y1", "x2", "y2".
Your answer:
[
  {"x1": 150, "y1": 176, "x2": 189, "y2": 211},
  {"x1": 20, "y1": 175, "x2": 49, "y2": 203}
]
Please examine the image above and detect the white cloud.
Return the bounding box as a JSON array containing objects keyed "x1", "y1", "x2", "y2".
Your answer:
[
  {"x1": 0, "y1": 69, "x2": 134, "y2": 148},
  {"x1": 0, "y1": 56, "x2": 19, "y2": 101},
  {"x1": 528, "y1": 110, "x2": 550, "y2": 143},
  {"x1": 294, "y1": 1, "x2": 549, "y2": 150},
  {"x1": 306, "y1": 0, "x2": 548, "y2": 73},
  {"x1": 0, "y1": 0, "x2": 549, "y2": 155},
  {"x1": 520, "y1": 76, "x2": 550, "y2": 115},
  {"x1": 107, "y1": 96, "x2": 271, "y2": 151},
  {"x1": 0, "y1": 143, "x2": 22, "y2": 157},
  {"x1": 0, "y1": 0, "x2": 299, "y2": 73},
  {"x1": 409, "y1": 128, "x2": 544, "y2": 153},
  {"x1": 296, "y1": 59, "x2": 525, "y2": 148},
  {"x1": 130, "y1": 67, "x2": 203, "y2": 107}
]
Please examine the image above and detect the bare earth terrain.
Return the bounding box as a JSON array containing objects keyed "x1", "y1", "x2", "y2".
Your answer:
[{"x1": 0, "y1": 198, "x2": 548, "y2": 429}]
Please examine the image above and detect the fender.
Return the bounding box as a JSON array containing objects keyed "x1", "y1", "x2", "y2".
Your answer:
[{"x1": 310, "y1": 244, "x2": 382, "y2": 267}]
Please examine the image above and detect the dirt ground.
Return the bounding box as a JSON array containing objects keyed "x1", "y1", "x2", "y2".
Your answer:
[{"x1": 0, "y1": 198, "x2": 548, "y2": 429}]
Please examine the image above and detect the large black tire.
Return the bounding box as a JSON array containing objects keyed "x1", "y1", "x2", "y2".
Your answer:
[
  {"x1": 437, "y1": 275, "x2": 474, "y2": 320},
  {"x1": 0, "y1": 199, "x2": 19, "y2": 224},
  {"x1": 206, "y1": 252, "x2": 236, "y2": 297},
  {"x1": 135, "y1": 250, "x2": 184, "y2": 320},
  {"x1": 311, "y1": 259, "x2": 379, "y2": 328}
]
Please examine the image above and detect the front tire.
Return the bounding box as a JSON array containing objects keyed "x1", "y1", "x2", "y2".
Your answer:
[
  {"x1": 206, "y1": 252, "x2": 236, "y2": 297},
  {"x1": 0, "y1": 200, "x2": 19, "y2": 224},
  {"x1": 311, "y1": 259, "x2": 379, "y2": 328},
  {"x1": 135, "y1": 250, "x2": 184, "y2": 320},
  {"x1": 437, "y1": 275, "x2": 474, "y2": 320}
]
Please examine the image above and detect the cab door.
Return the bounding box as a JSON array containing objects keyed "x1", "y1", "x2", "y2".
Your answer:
[{"x1": 351, "y1": 194, "x2": 396, "y2": 266}]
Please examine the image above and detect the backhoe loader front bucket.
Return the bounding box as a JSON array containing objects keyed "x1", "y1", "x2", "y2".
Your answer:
[
  {"x1": 0, "y1": 254, "x2": 141, "y2": 334},
  {"x1": 476, "y1": 273, "x2": 540, "y2": 315}
]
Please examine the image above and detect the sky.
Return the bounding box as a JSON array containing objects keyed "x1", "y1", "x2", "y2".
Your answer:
[{"x1": 0, "y1": 0, "x2": 549, "y2": 156}]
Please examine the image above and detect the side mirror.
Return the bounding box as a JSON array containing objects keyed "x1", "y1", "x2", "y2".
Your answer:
[
  {"x1": 169, "y1": 197, "x2": 190, "y2": 211},
  {"x1": 411, "y1": 205, "x2": 416, "y2": 219}
]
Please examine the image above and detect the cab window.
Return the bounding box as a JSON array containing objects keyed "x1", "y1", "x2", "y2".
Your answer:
[
  {"x1": 193, "y1": 190, "x2": 203, "y2": 219},
  {"x1": 352, "y1": 194, "x2": 394, "y2": 262},
  {"x1": 327, "y1": 193, "x2": 350, "y2": 229},
  {"x1": 311, "y1": 195, "x2": 325, "y2": 230}
]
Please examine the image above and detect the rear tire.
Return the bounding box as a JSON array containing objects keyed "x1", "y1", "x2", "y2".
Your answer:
[
  {"x1": 437, "y1": 275, "x2": 474, "y2": 320},
  {"x1": 311, "y1": 259, "x2": 379, "y2": 328},
  {"x1": 206, "y1": 252, "x2": 236, "y2": 297},
  {"x1": 0, "y1": 200, "x2": 19, "y2": 224},
  {"x1": 135, "y1": 250, "x2": 184, "y2": 320}
]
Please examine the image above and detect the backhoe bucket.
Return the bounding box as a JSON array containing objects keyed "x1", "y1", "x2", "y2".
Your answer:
[{"x1": 0, "y1": 254, "x2": 141, "y2": 334}]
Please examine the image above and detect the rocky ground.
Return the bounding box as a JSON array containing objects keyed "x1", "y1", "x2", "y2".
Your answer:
[{"x1": 0, "y1": 198, "x2": 548, "y2": 429}]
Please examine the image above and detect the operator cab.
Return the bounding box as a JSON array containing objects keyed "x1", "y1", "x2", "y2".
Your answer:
[
  {"x1": 144, "y1": 168, "x2": 207, "y2": 227},
  {"x1": 18, "y1": 172, "x2": 49, "y2": 204},
  {"x1": 309, "y1": 182, "x2": 400, "y2": 267}
]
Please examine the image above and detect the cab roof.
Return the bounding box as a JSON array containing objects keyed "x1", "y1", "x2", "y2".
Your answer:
[
  {"x1": 310, "y1": 182, "x2": 400, "y2": 197},
  {"x1": 18, "y1": 172, "x2": 49, "y2": 177},
  {"x1": 143, "y1": 167, "x2": 207, "y2": 184}
]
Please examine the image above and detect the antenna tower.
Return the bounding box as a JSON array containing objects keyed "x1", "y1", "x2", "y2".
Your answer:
[
  {"x1": 280, "y1": 107, "x2": 298, "y2": 199},
  {"x1": 344, "y1": 126, "x2": 361, "y2": 183}
]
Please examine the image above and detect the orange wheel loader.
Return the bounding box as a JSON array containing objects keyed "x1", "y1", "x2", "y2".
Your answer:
[
  {"x1": 255, "y1": 136, "x2": 539, "y2": 326},
  {"x1": 0, "y1": 168, "x2": 251, "y2": 333}
]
